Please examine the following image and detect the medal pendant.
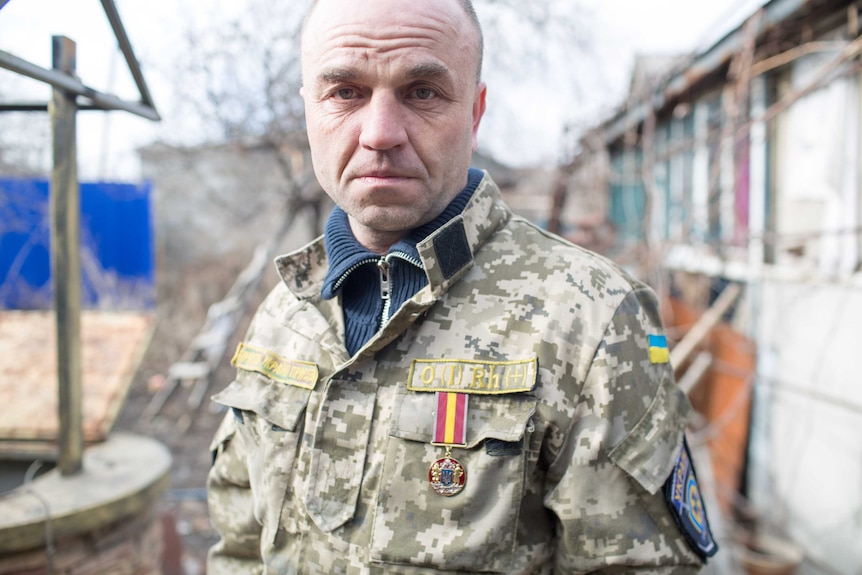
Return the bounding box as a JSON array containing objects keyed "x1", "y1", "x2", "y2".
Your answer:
[
  {"x1": 429, "y1": 452, "x2": 467, "y2": 497},
  {"x1": 429, "y1": 392, "x2": 469, "y2": 496}
]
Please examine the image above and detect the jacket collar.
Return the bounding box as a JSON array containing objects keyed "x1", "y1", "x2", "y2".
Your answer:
[
  {"x1": 319, "y1": 168, "x2": 484, "y2": 300},
  {"x1": 275, "y1": 170, "x2": 510, "y2": 300}
]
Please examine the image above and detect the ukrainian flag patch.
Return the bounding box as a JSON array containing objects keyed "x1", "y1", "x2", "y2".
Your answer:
[{"x1": 649, "y1": 334, "x2": 669, "y2": 364}]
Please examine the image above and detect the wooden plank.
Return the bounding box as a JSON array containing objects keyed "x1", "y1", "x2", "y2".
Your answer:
[
  {"x1": 51, "y1": 35, "x2": 83, "y2": 475},
  {"x1": 678, "y1": 351, "x2": 713, "y2": 395},
  {"x1": 0, "y1": 310, "x2": 153, "y2": 451},
  {"x1": 670, "y1": 283, "x2": 742, "y2": 373},
  {"x1": 666, "y1": 296, "x2": 755, "y2": 518}
]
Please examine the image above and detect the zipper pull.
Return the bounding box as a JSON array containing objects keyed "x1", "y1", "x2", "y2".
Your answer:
[{"x1": 378, "y1": 258, "x2": 391, "y2": 301}]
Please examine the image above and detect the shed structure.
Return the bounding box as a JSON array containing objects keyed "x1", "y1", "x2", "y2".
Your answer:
[
  {"x1": 0, "y1": 1, "x2": 170, "y2": 572},
  {"x1": 562, "y1": 0, "x2": 862, "y2": 572}
]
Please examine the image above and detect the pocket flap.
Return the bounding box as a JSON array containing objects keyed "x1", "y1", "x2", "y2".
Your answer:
[{"x1": 212, "y1": 369, "x2": 312, "y2": 432}]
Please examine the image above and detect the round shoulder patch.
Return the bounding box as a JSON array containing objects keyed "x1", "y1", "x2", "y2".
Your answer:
[{"x1": 663, "y1": 439, "x2": 718, "y2": 560}]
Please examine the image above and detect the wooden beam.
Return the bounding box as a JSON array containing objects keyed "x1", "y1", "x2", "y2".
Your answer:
[
  {"x1": 51, "y1": 36, "x2": 83, "y2": 477},
  {"x1": 671, "y1": 283, "x2": 742, "y2": 374},
  {"x1": 678, "y1": 351, "x2": 713, "y2": 395}
]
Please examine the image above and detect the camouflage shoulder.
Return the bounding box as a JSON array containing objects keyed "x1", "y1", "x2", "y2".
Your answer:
[{"x1": 506, "y1": 215, "x2": 646, "y2": 301}]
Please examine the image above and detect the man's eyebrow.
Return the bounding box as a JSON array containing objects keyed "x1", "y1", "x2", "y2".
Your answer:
[
  {"x1": 316, "y1": 62, "x2": 451, "y2": 84},
  {"x1": 318, "y1": 67, "x2": 357, "y2": 84},
  {"x1": 405, "y1": 62, "x2": 450, "y2": 80}
]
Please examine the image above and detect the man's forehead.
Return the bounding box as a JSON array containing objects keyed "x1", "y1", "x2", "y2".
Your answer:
[
  {"x1": 304, "y1": 0, "x2": 472, "y2": 56},
  {"x1": 302, "y1": 0, "x2": 481, "y2": 83},
  {"x1": 305, "y1": 0, "x2": 466, "y2": 27},
  {"x1": 306, "y1": 0, "x2": 459, "y2": 34}
]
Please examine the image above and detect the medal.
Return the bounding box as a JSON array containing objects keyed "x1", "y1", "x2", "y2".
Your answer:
[
  {"x1": 429, "y1": 451, "x2": 467, "y2": 496},
  {"x1": 429, "y1": 392, "x2": 468, "y2": 496}
]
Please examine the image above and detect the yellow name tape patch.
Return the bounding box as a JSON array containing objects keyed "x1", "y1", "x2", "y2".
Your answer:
[
  {"x1": 408, "y1": 357, "x2": 537, "y2": 394},
  {"x1": 231, "y1": 342, "x2": 319, "y2": 389}
]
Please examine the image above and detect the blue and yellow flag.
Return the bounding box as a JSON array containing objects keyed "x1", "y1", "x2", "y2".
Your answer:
[{"x1": 648, "y1": 334, "x2": 669, "y2": 364}]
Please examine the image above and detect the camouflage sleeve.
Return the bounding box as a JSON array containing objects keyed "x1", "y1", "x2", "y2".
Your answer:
[
  {"x1": 546, "y1": 286, "x2": 705, "y2": 573},
  {"x1": 206, "y1": 412, "x2": 264, "y2": 575}
]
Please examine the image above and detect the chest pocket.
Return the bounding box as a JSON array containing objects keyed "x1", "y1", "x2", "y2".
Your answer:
[
  {"x1": 370, "y1": 390, "x2": 537, "y2": 573},
  {"x1": 212, "y1": 368, "x2": 312, "y2": 538}
]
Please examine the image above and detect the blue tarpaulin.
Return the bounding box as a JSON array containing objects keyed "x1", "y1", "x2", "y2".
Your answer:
[{"x1": 0, "y1": 178, "x2": 155, "y2": 310}]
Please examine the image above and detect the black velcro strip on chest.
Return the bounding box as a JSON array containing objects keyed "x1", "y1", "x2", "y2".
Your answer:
[
  {"x1": 433, "y1": 219, "x2": 472, "y2": 281},
  {"x1": 485, "y1": 438, "x2": 523, "y2": 457}
]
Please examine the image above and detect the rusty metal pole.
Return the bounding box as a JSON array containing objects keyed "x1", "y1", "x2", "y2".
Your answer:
[{"x1": 51, "y1": 35, "x2": 84, "y2": 476}]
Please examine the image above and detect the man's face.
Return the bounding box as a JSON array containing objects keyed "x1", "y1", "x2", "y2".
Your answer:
[{"x1": 302, "y1": 0, "x2": 486, "y2": 252}]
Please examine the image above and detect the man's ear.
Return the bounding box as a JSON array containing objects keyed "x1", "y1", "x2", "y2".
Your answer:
[{"x1": 471, "y1": 82, "x2": 487, "y2": 151}]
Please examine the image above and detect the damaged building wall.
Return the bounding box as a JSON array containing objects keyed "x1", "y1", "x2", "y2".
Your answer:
[
  {"x1": 563, "y1": 0, "x2": 862, "y2": 571},
  {"x1": 750, "y1": 280, "x2": 862, "y2": 572},
  {"x1": 771, "y1": 42, "x2": 860, "y2": 275},
  {"x1": 745, "y1": 39, "x2": 862, "y2": 571}
]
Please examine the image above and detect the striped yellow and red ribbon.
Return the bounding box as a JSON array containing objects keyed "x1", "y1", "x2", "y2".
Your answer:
[{"x1": 433, "y1": 392, "x2": 468, "y2": 446}]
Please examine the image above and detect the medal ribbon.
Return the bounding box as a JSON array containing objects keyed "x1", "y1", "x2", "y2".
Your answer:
[{"x1": 433, "y1": 392, "x2": 468, "y2": 446}]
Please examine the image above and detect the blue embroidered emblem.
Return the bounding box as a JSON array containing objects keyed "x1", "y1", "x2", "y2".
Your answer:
[{"x1": 664, "y1": 440, "x2": 718, "y2": 559}]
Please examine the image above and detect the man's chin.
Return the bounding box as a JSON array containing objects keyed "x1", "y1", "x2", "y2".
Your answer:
[{"x1": 353, "y1": 205, "x2": 433, "y2": 233}]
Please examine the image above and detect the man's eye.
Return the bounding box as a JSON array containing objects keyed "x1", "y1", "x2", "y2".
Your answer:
[
  {"x1": 412, "y1": 87, "x2": 436, "y2": 100},
  {"x1": 335, "y1": 88, "x2": 358, "y2": 99}
]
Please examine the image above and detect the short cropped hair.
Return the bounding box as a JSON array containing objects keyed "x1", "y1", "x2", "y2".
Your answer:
[
  {"x1": 459, "y1": 0, "x2": 484, "y2": 80},
  {"x1": 303, "y1": 0, "x2": 484, "y2": 81}
]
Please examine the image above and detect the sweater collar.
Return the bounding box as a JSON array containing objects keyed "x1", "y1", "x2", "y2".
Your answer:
[{"x1": 321, "y1": 168, "x2": 484, "y2": 299}]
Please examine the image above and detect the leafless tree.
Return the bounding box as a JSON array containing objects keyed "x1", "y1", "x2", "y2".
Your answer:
[
  {"x1": 0, "y1": 77, "x2": 51, "y2": 177},
  {"x1": 164, "y1": 0, "x2": 318, "y2": 245},
  {"x1": 164, "y1": 0, "x2": 593, "y2": 226}
]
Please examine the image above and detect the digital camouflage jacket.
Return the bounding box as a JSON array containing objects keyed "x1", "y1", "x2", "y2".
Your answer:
[{"x1": 207, "y1": 172, "x2": 712, "y2": 574}]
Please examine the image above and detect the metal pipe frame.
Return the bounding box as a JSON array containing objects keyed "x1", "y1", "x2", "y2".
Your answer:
[
  {"x1": 98, "y1": 0, "x2": 158, "y2": 112},
  {"x1": 0, "y1": 3, "x2": 161, "y2": 476},
  {"x1": 0, "y1": 102, "x2": 108, "y2": 112},
  {"x1": 0, "y1": 49, "x2": 160, "y2": 120},
  {"x1": 0, "y1": 0, "x2": 159, "y2": 119}
]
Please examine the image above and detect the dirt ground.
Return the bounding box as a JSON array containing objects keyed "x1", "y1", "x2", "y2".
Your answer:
[
  {"x1": 113, "y1": 257, "x2": 271, "y2": 574},
  {"x1": 109, "y1": 203, "x2": 322, "y2": 573},
  {"x1": 114, "y1": 355, "x2": 228, "y2": 575}
]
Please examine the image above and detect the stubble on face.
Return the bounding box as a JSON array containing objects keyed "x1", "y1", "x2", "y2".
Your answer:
[{"x1": 301, "y1": 0, "x2": 485, "y2": 253}]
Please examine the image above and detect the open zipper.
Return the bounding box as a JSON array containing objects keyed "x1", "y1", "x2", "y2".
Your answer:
[
  {"x1": 331, "y1": 251, "x2": 423, "y2": 327},
  {"x1": 377, "y1": 251, "x2": 422, "y2": 325}
]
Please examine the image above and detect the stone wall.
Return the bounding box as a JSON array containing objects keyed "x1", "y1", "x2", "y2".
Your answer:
[
  {"x1": 0, "y1": 507, "x2": 163, "y2": 575},
  {"x1": 0, "y1": 434, "x2": 171, "y2": 575}
]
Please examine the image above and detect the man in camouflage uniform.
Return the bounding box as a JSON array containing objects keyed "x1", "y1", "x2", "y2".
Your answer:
[{"x1": 207, "y1": 0, "x2": 718, "y2": 572}]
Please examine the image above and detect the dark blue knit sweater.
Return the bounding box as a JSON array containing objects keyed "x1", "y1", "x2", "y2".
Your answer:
[{"x1": 321, "y1": 168, "x2": 484, "y2": 356}]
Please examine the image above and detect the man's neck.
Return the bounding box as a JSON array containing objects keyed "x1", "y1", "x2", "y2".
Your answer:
[{"x1": 348, "y1": 219, "x2": 408, "y2": 255}]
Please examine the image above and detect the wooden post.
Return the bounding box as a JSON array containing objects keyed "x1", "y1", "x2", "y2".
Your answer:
[{"x1": 51, "y1": 35, "x2": 83, "y2": 476}]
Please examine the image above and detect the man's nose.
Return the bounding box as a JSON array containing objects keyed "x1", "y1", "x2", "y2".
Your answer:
[{"x1": 358, "y1": 92, "x2": 408, "y2": 151}]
